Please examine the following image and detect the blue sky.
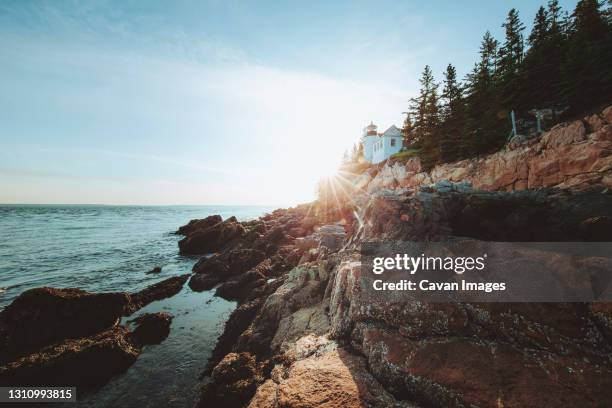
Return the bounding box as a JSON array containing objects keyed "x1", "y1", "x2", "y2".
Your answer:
[{"x1": 0, "y1": 0, "x2": 579, "y2": 205}]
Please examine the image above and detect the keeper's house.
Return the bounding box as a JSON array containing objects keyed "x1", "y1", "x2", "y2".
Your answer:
[{"x1": 360, "y1": 122, "x2": 403, "y2": 164}]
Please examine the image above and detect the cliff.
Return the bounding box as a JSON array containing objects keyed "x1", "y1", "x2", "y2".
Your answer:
[{"x1": 194, "y1": 104, "x2": 612, "y2": 408}]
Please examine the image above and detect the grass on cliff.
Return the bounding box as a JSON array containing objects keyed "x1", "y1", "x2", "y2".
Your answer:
[{"x1": 390, "y1": 148, "x2": 421, "y2": 163}]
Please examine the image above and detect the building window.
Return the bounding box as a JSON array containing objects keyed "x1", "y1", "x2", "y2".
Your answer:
[{"x1": 391, "y1": 139, "x2": 396, "y2": 147}]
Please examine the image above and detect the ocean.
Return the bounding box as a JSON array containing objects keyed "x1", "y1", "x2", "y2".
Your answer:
[{"x1": 0, "y1": 204, "x2": 274, "y2": 407}]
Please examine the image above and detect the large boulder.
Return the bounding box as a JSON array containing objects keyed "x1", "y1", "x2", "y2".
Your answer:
[
  {"x1": 199, "y1": 352, "x2": 259, "y2": 408},
  {"x1": 0, "y1": 326, "x2": 140, "y2": 387},
  {"x1": 130, "y1": 312, "x2": 173, "y2": 345},
  {"x1": 0, "y1": 287, "x2": 130, "y2": 363},
  {"x1": 179, "y1": 216, "x2": 245, "y2": 255},
  {"x1": 247, "y1": 346, "x2": 409, "y2": 408},
  {"x1": 189, "y1": 248, "x2": 267, "y2": 292},
  {"x1": 176, "y1": 214, "x2": 223, "y2": 235}
]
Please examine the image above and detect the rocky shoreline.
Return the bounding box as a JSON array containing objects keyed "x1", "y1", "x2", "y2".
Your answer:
[{"x1": 1, "y1": 105, "x2": 612, "y2": 407}]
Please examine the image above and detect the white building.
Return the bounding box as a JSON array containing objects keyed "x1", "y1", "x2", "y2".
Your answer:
[{"x1": 361, "y1": 122, "x2": 403, "y2": 164}]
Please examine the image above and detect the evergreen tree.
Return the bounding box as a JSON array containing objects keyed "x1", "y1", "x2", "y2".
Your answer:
[
  {"x1": 410, "y1": 66, "x2": 441, "y2": 169},
  {"x1": 562, "y1": 0, "x2": 612, "y2": 113},
  {"x1": 439, "y1": 64, "x2": 465, "y2": 162},
  {"x1": 463, "y1": 32, "x2": 506, "y2": 155},
  {"x1": 401, "y1": 113, "x2": 414, "y2": 148},
  {"x1": 529, "y1": 6, "x2": 549, "y2": 47},
  {"x1": 517, "y1": 0, "x2": 567, "y2": 114},
  {"x1": 498, "y1": 9, "x2": 525, "y2": 108}
]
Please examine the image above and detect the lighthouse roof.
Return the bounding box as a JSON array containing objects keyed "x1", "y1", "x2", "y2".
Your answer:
[{"x1": 381, "y1": 125, "x2": 402, "y2": 137}]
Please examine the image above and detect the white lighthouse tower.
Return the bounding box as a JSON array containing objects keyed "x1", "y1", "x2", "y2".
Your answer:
[{"x1": 361, "y1": 122, "x2": 378, "y2": 163}]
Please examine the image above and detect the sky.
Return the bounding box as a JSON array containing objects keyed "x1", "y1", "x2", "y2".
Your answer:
[{"x1": 0, "y1": 0, "x2": 579, "y2": 205}]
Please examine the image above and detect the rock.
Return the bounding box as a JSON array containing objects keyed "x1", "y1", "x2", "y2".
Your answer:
[
  {"x1": 215, "y1": 269, "x2": 267, "y2": 302},
  {"x1": 204, "y1": 299, "x2": 265, "y2": 376},
  {"x1": 271, "y1": 305, "x2": 330, "y2": 354},
  {"x1": 0, "y1": 326, "x2": 140, "y2": 387},
  {"x1": 130, "y1": 312, "x2": 173, "y2": 345},
  {"x1": 235, "y1": 264, "x2": 329, "y2": 359},
  {"x1": 127, "y1": 275, "x2": 189, "y2": 313},
  {"x1": 146, "y1": 266, "x2": 162, "y2": 274},
  {"x1": 188, "y1": 273, "x2": 221, "y2": 292},
  {"x1": 247, "y1": 346, "x2": 411, "y2": 408},
  {"x1": 356, "y1": 325, "x2": 612, "y2": 408},
  {"x1": 190, "y1": 248, "x2": 267, "y2": 292},
  {"x1": 295, "y1": 235, "x2": 318, "y2": 251},
  {"x1": 199, "y1": 352, "x2": 259, "y2": 408},
  {"x1": 0, "y1": 287, "x2": 130, "y2": 363},
  {"x1": 176, "y1": 214, "x2": 223, "y2": 235},
  {"x1": 179, "y1": 216, "x2": 245, "y2": 255},
  {"x1": 603, "y1": 105, "x2": 612, "y2": 124},
  {"x1": 586, "y1": 113, "x2": 606, "y2": 132},
  {"x1": 358, "y1": 188, "x2": 612, "y2": 243},
  {"x1": 316, "y1": 225, "x2": 345, "y2": 251}
]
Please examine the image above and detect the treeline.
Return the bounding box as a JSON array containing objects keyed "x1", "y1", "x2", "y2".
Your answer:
[{"x1": 406, "y1": 0, "x2": 612, "y2": 170}]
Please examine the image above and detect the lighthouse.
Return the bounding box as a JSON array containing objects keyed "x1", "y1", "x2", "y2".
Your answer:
[
  {"x1": 361, "y1": 122, "x2": 378, "y2": 163},
  {"x1": 360, "y1": 122, "x2": 403, "y2": 164}
]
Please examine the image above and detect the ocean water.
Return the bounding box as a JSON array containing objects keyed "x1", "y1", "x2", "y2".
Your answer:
[{"x1": 0, "y1": 204, "x2": 274, "y2": 407}]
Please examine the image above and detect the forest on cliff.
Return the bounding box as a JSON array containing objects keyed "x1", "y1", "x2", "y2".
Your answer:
[{"x1": 402, "y1": 0, "x2": 612, "y2": 169}]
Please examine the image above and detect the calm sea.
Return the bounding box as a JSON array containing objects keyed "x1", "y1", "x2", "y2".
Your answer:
[{"x1": 0, "y1": 204, "x2": 274, "y2": 407}]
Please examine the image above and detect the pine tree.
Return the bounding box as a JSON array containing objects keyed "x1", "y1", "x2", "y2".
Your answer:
[
  {"x1": 529, "y1": 6, "x2": 549, "y2": 47},
  {"x1": 401, "y1": 113, "x2": 414, "y2": 148},
  {"x1": 439, "y1": 64, "x2": 465, "y2": 162},
  {"x1": 498, "y1": 9, "x2": 525, "y2": 108},
  {"x1": 562, "y1": 0, "x2": 612, "y2": 114},
  {"x1": 517, "y1": 0, "x2": 567, "y2": 113},
  {"x1": 410, "y1": 66, "x2": 441, "y2": 169},
  {"x1": 463, "y1": 32, "x2": 506, "y2": 155}
]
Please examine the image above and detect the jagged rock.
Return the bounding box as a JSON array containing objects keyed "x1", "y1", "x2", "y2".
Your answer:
[
  {"x1": 179, "y1": 216, "x2": 245, "y2": 255},
  {"x1": 190, "y1": 248, "x2": 267, "y2": 292},
  {"x1": 295, "y1": 235, "x2": 319, "y2": 251},
  {"x1": 359, "y1": 189, "x2": 612, "y2": 243},
  {"x1": 356, "y1": 325, "x2": 612, "y2": 408},
  {"x1": 247, "y1": 346, "x2": 413, "y2": 408},
  {"x1": 0, "y1": 287, "x2": 130, "y2": 363},
  {"x1": 317, "y1": 225, "x2": 346, "y2": 251},
  {"x1": 199, "y1": 352, "x2": 259, "y2": 408},
  {"x1": 188, "y1": 273, "x2": 221, "y2": 292},
  {"x1": 176, "y1": 214, "x2": 223, "y2": 235},
  {"x1": 130, "y1": 312, "x2": 173, "y2": 345},
  {"x1": 205, "y1": 299, "x2": 265, "y2": 376},
  {"x1": 270, "y1": 305, "x2": 330, "y2": 354},
  {"x1": 127, "y1": 274, "x2": 189, "y2": 313},
  {"x1": 0, "y1": 326, "x2": 140, "y2": 387},
  {"x1": 215, "y1": 269, "x2": 267, "y2": 302}
]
